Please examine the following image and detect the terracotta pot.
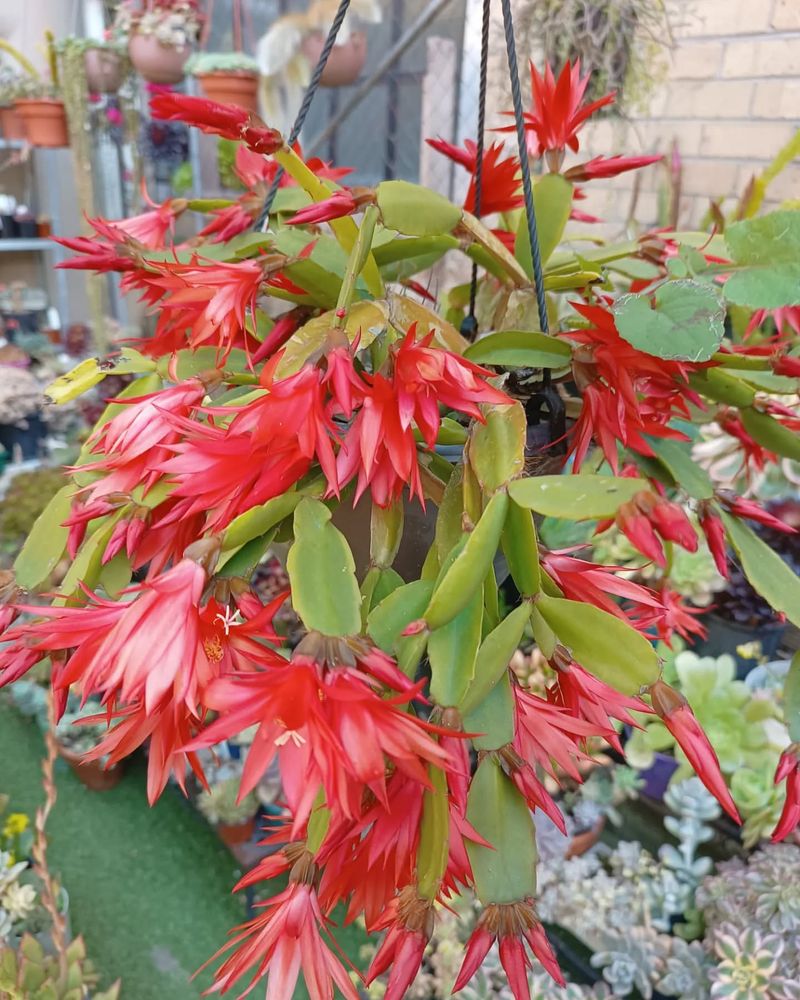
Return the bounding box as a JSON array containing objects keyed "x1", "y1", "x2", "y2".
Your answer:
[
  {"x1": 216, "y1": 815, "x2": 256, "y2": 847},
  {"x1": 58, "y1": 744, "x2": 124, "y2": 792},
  {"x1": 302, "y1": 30, "x2": 367, "y2": 87},
  {"x1": 565, "y1": 817, "x2": 606, "y2": 859},
  {"x1": 196, "y1": 71, "x2": 259, "y2": 113},
  {"x1": 128, "y1": 33, "x2": 191, "y2": 84},
  {"x1": 0, "y1": 104, "x2": 26, "y2": 141},
  {"x1": 85, "y1": 48, "x2": 124, "y2": 93},
  {"x1": 14, "y1": 100, "x2": 69, "y2": 148}
]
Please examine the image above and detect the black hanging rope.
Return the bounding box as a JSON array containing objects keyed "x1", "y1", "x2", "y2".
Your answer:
[
  {"x1": 254, "y1": 0, "x2": 354, "y2": 231},
  {"x1": 461, "y1": 0, "x2": 492, "y2": 340},
  {"x1": 498, "y1": 0, "x2": 549, "y2": 338}
]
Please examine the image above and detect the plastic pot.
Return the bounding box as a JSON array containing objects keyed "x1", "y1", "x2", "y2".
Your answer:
[
  {"x1": 196, "y1": 71, "x2": 259, "y2": 113},
  {"x1": 14, "y1": 99, "x2": 69, "y2": 148},
  {"x1": 301, "y1": 30, "x2": 367, "y2": 87},
  {"x1": 57, "y1": 744, "x2": 124, "y2": 791},
  {"x1": 692, "y1": 611, "x2": 787, "y2": 678},
  {"x1": 637, "y1": 751, "x2": 678, "y2": 801},
  {"x1": 128, "y1": 33, "x2": 191, "y2": 84},
  {"x1": 216, "y1": 815, "x2": 256, "y2": 848},
  {"x1": 84, "y1": 48, "x2": 125, "y2": 93},
  {"x1": 0, "y1": 104, "x2": 26, "y2": 141}
]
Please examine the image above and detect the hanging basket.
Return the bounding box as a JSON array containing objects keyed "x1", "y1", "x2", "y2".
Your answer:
[
  {"x1": 301, "y1": 30, "x2": 367, "y2": 87},
  {"x1": 128, "y1": 33, "x2": 192, "y2": 85},
  {"x1": 196, "y1": 71, "x2": 260, "y2": 113},
  {"x1": 84, "y1": 48, "x2": 125, "y2": 94},
  {"x1": 14, "y1": 99, "x2": 69, "y2": 148},
  {"x1": 0, "y1": 104, "x2": 26, "y2": 141}
]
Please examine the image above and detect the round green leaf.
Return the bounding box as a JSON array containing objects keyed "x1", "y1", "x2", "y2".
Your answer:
[
  {"x1": 613, "y1": 279, "x2": 725, "y2": 362},
  {"x1": 724, "y1": 210, "x2": 800, "y2": 309}
]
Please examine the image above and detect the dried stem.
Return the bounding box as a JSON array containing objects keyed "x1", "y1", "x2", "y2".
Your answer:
[{"x1": 30, "y1": 691, "x2": 68, "y2": 974}]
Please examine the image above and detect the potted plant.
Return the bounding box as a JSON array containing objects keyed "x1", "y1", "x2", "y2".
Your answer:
[
  {"x1": 0, "y1": 66, "x2": 27, "y2": 140},
  {"x1": 55, "y1": 699, "x2": 125, "y2": 792},
  {"x1": 0, "y1": 362, "x2": 46, "y2": 463},
  {"x1": 186, "y1": 52, "x2": 260, "y2": 114},
  {"x1": 301, "y1": 30, "x2": 368, "y2": 88},
  {"x1": 0, "y1": 935, "x2": 120, "y2": 999},
  {"x1": 113, "y1": 0, "x2": 202, "y2": 85},
  {"x1": 81, "y1": 40, "x2": 128, "y2": 95},
  {"x1": 196, "y1": 776, "x2": 259, "y2": 848}
]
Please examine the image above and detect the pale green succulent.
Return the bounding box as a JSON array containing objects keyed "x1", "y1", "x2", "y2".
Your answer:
[
  {"x1": 196, "y1": 777, "x2": 258, "y2": 826},
  {"x1": 708, "y1": 925, "x2": 783, "y2": 999},
  {"x1": 656, "y1": 937, "x2": 712, "y2": 999},
  {"x1": 590, "y1": 926, "x2": 665, "y2": 998}
]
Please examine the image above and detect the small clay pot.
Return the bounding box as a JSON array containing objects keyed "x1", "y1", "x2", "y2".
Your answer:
[
  {"x1": 58, "y1": 744, "x2": 124, "y2": 792},
  {"x1": 128, "y1": 33, "x2": 191, "y2": 85},
  {"x1": 85, "y1": 48, "x2": 124, "y2": 93},
  {"x1": 0, "y1": 104, "x2": 26, "y2": 141},
  {"x1": 196, "y1": 71, "x2": 259, "y2": 113},
  {"x1": 565, "y1": 817, "x2": 606, "y2": 859},
  {"x1": 301, "y1": 30, "x2": 367, "y2": 87},
  {"x1": 216, "y1": 816, "x2": 256, "y2": 848},
  {"x1": 14, "y1": 99, "x2": 69, "y2": 148}
]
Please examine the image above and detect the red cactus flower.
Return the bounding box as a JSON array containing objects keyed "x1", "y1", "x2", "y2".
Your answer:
[
  {"x1": 150, "y1": 93, "x2": 283, "y2": 155},
  {"x1": 426, "y1": 137, "x2": 523, "y2": 215},
  {"x1": 698, "y1": 505, "x2": 728, "y2": 578},
  {"x1": 609, "y1": 490, "x2": 698, "y2": 567},
  {"x1": 745, "y1": 306, "x2": 800, "y2": 339},
  {"x1": 564, "y1": 154, "x2": 662, "y2": 182},
  {"x1": 454, "y1": 902, "x2": 564, "y2": 1000},
  {"x1": 189, "y1": 643, "x2": 451, "y2": 832},
  {"x1": 548, "y1": 657, "x2": 651, "y2": 753},
  {"x1": 649, "y1": 680, "x2": 741, "y2": 823},
  {"x1": 365, "y1": 888, "x2": 433, "y2": 1000},
  {"x1": 206, "y1": 875, "x2": 359, "y2": 1000},
  {"x1": 499, "y1": 61, "x2": 615, "y2": 162},
  {"x1": 772, "y1": 745, "x2": 800, "y2": 842},
  {"x1": 287, "y1": 189, "x2": 361, "y2": 226},
  {"x1": 717, "y1": 493, "x2": 797, "y2": 533}
]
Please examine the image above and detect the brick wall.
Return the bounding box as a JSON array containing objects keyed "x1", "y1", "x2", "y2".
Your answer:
[{"x1": 574, "y1": 0, "x2": 800, "y2": 232}]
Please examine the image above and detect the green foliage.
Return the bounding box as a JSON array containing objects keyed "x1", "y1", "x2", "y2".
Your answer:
[
  {"x1": 723, "y1": 210, "x2": 800, "y2": 308},
  {"x1": 509, "y1": 473, "x2": 646, "y2": 519},
  {"x1": 0, "y1": 469, "x2": 67, "y2": 566},
  {"x1": 613, "y1": 280, "x2": 726, "y2": 362}
]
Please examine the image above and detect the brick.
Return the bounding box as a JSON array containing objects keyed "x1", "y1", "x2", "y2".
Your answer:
[
  {"x1": 722, "y1": 38, "x2": 800, "y2": 78},
  {"x1": 669, "y1": 42, "x2": 724, "y2": 80},
  {"x1": 660, "y1": 80, "x2": 753, "y2": 119},
  {"x1": 752, "y1": 79, "x2": 800, "y2": 118},
  {"x1": 674, "y1": 0, "x2": 773, "y2": 36},
  {"x1": 772, "y1": 0, "x2": 800, "y2": 30},
  {"x1": 636, "y1": 121, "x2": 705, "y2": 157},
  {"x1": 762, "y1": 163, "x2": 800, "y2": 201},
  {"x1": 700, "y1": 121, "x2": 796, "y2": 158},
  {"x1": 680, "y1": 159, "x2": 740, "y2": 196}
]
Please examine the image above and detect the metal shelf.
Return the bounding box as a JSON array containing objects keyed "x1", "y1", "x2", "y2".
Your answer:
[{"x1": 0, "y1": 238, "x2": 54, "y2": 252}]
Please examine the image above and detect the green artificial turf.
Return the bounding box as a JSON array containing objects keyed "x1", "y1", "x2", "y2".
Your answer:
[{"x1": 0, "y1": 703, "x2": 367, "y2": 998}]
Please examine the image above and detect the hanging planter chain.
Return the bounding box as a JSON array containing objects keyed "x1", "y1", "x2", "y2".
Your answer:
[
  {"x1": 254, "y1": 0, "x2": 551, "y2": 361},
  {"x1": 255, "y1": 0, "x2": 354, "y2": 230}
]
